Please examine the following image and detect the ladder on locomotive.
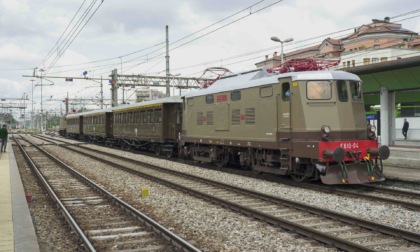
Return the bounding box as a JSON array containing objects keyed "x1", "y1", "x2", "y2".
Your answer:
[{"x1": 279, "y1": 137, "x2": 291, "y2": 174}]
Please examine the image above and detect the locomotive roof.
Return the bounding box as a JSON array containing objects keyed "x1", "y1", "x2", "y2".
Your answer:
[{"x1": 184, "y1": 69, "x2": 361, "y2": 98}]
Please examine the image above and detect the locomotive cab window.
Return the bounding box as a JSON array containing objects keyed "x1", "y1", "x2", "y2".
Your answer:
[
  {"x1": 337, "y1": 80, "x2": 348, "y2": 102},
  {"x1": 282, "y1": 82, "x2": 290, "y2": 101},
  {"x1": 307, "y1": 80, "x2": 332, "y2": 100},
  {"x1": 350, "y1": 81, "x2": 362, "y2": 101},
  {"x1": 231, "y1": 91, "x2": 241, "y2": 101}
]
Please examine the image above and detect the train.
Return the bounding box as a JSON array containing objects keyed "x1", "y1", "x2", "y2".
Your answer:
[{"x1": 59, "y1": 66, "x2": 390, "y2": 185}]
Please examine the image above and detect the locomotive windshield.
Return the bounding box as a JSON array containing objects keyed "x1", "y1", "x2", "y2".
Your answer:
[
  {"x1": 337, "y1": 80, "x2": 348, "y2": 102},
  {"x1": 307, "y1": 80, "x2": 332, "y2": 100}
]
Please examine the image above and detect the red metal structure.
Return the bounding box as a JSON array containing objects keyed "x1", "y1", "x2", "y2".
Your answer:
[
  {"x1": 268, "y1": 58, "x2": 341, "y2": 74},
  {"x1": 197, "y1": 67, "x2": 232, "y2": 88}
]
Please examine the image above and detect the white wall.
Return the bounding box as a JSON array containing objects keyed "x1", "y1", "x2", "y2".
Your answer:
[
  {"x1": 395, "y1": 117, "x2": 420, "y2": 140},
  {"x1": 340, "y1": 48, "x2": 420, "y2": 68}
]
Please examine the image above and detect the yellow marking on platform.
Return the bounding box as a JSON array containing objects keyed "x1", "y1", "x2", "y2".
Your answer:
[{"x1": 0, "y1": 151, "x2": 14, "y2": 252}]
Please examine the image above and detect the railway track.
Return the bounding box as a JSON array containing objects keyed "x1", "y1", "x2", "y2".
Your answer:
[
  {"x1": 309, "y1": 183, "x2": 420, "y2": 211},
  {"x1": 271, "y1": 178, "x2": 420, "y2": 211},
  {"x1": 33, "y1": 134, "x2": 420, "y2": 211},
  {"x1": 29, "y1": 134, "x2": 420, "y2": 251},
  {"x1": 14, "y1": 136, "x2": 199, "y2": 252}
]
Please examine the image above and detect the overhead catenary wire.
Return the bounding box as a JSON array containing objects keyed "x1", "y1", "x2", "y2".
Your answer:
[
  {"x1": 38, "y1": 6, "x2": 420, "y2": 82},
  {"x1": 42, "y1": 0, "x2": 105, "y2": 75},
  {"x1": 47, "y1": 0, "x2": 284, "y2": 77},
  {"x1": 41, "y1": 0, "x2": 88, "y2": 68}
]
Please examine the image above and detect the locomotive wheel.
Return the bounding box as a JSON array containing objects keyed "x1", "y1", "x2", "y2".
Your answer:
[
  {"x1": 166, "y1": 149, "x2": 173, "y2": 158},
  {"x1": 291, "y1": 164, "x2": 314, "y2": 182}
]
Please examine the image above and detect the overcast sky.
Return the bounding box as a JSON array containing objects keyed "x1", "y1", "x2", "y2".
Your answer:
[{"x1": 1, "y1": 0, "x2": 419, "y2": 116}]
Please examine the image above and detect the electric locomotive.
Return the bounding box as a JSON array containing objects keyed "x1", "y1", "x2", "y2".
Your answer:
[{"x1": 180, "y1": 66, "x2": 390, "y2": 184}]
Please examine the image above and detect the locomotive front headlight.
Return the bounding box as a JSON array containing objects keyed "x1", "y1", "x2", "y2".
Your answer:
[
  {"x1": 321, "y1": 125, "x2": 331, "y2": 134},
  {"x1": 321, "y1": 125, "x2": 331, "y2": 141}
]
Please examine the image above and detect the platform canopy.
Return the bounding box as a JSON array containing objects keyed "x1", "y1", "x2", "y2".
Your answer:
[{"x1": 345, "y1": 56, "x2": 420, "y2": 105}]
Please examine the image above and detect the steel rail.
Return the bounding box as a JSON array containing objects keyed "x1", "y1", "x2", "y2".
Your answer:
[
  {"x1": 16, "y1": 135, "x2": 201, "y2": 252},
  {"x1": 33, "y1": 134, "x2": 420, "y2": 244},
  {"x1": 359, "y1": 184, "x2": 420, "y2": 198},
  {"x1": 14, "y1": 136, "x2": 96, "y2": 252},
  {"x1": 53, "y1": 141, "x2": 420, "y2": 251}
]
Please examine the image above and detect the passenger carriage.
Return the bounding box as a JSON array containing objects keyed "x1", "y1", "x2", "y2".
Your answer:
[
  {"x1": 81, "y1": 108, "x2": 113, "y2": 143},
  {"x1": 66, "y1": 113, "x2": 83, "y2": 139},
  {"x1": 112, "y1": 96, "x2": 183, "y2": 156}
]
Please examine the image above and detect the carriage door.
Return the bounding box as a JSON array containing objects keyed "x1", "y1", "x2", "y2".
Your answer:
[
  {"x1": 105, "y1": 112, "x2": 113, "y2": 138},
  {"x1": 278, "y1": 80, "x2": 292, "y2": 170}
]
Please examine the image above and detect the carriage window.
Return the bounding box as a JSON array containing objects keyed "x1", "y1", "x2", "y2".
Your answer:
[
  {"x1": 148, "y1": 111, "x2": 153, "y2": 123},
  {"x1": 141, "y1": 111, "x2": 146, "y2": 123},
  {"x1": 206, "y1": 95, "x2": 214, "y2": 104},
  {"x1": 155, "y1": 110, "x2": 162, "y2": 123},
  {"x1": 350, "y1": 81, "x2": 362, "y2": 101},
  {"x1": 129, "y1": 112, "x2": 134, "y2": 123},
  {"x1": 260, "y1": 86, "x2": 273, "y2": 98},
  {"x1": 282, "y1": 82, "x2": 290, "y2": 101},
  {"x1": 307, "y1": 80, "x2": 332, "y2": 100},
  {"x1": 337, "y1": 80, "x2": 348, "y2": 102},
  {"x1": 135, "y1": 111, "x2": 140, "y2": 123},
  {"x1": 231, "y1": 91, "x2": 241, "y2": 101}
]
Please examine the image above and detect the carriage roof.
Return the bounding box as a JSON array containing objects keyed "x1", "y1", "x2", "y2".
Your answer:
[{"x1": 111, "y1": 96, "x2": 182, "y2": 112}]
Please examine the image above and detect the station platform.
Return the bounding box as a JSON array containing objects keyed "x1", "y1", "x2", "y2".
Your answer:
[
  {"x1": 382, "y1": 143, "x2": 420, "y2": 183},
  {"x1": 0, "y1": 142, "x2": 39, "y2": 252}
]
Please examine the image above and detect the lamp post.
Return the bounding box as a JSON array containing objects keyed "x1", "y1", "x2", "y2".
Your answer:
[
  {"x1": 21, "y1": 93, "x2": 27, "y2": 129},
  {"x1": 30, "y1": 79, "x2": 35, "y2": 130},
  {"x1": 36, "y1": 69, "x2": 54, "y2": 134},
  {"x1": 270, "y1": 36, "x2": 294, "y2": 64},
  {"x1": 40, "y1": 69, "x2": 44, "y2": 133}
]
